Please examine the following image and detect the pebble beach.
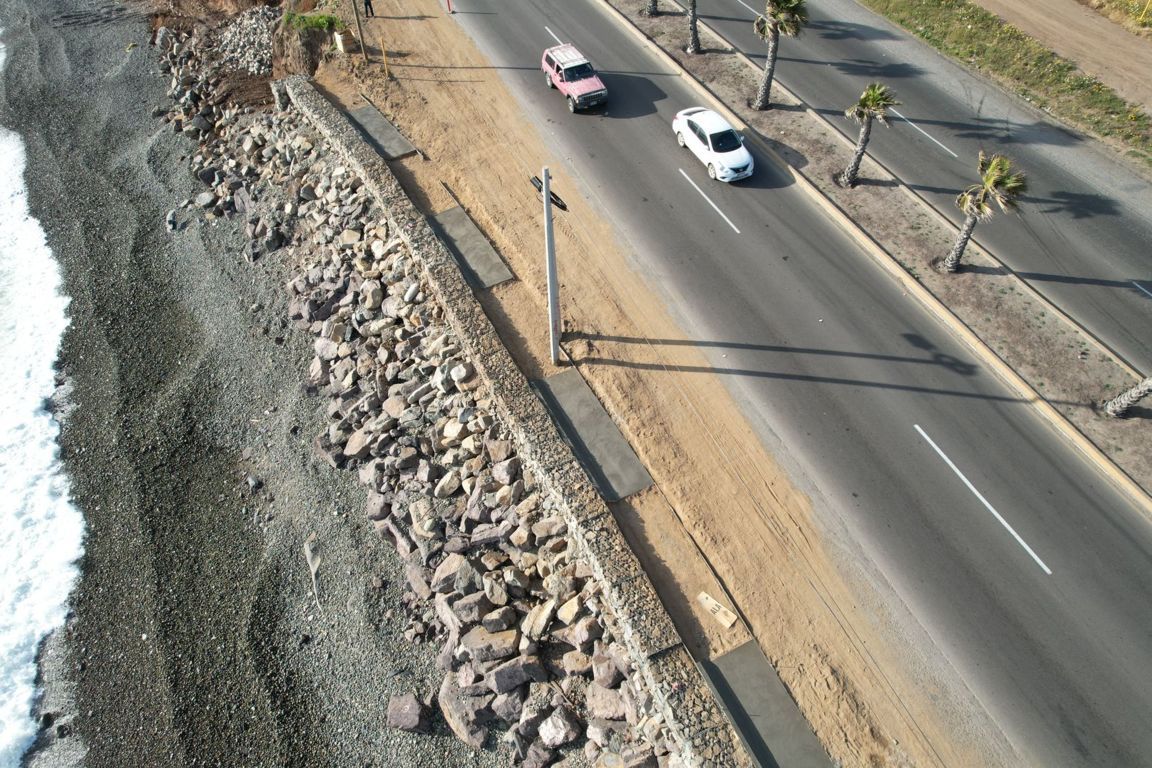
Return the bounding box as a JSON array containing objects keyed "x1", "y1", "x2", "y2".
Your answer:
[{"x1": 0, "y1": 1, "x2": 494, "y2": 765}]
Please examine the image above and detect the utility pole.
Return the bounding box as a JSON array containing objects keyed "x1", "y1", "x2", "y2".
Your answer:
[
  {"x1": 542, "y1": 167, "x2": 561, "y2": 366},
  {"x1": 350, "y1": 0, "x2": 368, "y2": 64}
]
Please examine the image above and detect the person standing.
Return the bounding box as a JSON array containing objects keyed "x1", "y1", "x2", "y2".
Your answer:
[{"x1": 363, "y1": 0, "x2": 375, "y2": 17}]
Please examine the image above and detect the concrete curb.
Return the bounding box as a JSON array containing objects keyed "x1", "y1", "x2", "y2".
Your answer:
[
  {"x1": 593, "y1": 0, "x2": 1152, "y2": 515},
  {"x1": 281, "y1": 75, "x2": 749, "y2": 768}
]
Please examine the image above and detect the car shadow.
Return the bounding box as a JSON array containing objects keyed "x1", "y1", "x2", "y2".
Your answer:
[
  {"x1": 731, "y1": 156, "x2": 792, "y2": 190},
  {"x1": 595, "y1": 72, "x2": 669, "y2": 119}
]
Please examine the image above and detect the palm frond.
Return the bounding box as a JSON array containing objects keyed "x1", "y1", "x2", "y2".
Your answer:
[
  {"x1": 845, "y1": 82, "x2": 899, "y2": 124},
  {"x1": 956, "y1": 152, "x2": 1027, "y2": 219},
  {"x1": 753, "y1": 14, "x2": 771, "y2": 41},
  {"x1": 764, "y1": 0, "x2": 808, "y2": 37}
]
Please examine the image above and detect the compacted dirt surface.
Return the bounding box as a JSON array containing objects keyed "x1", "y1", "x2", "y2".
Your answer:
[{"x1": 970, "y1": 0, "x2": 1152, "y2": 113}]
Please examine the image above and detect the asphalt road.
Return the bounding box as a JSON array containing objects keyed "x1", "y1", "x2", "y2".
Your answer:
[
  {"x1": 447, "y1": 1, "x2": 1152, "y2": 765},
  {"x1": 696, "y1": 0, "x2": 1152, "y2": 374}
]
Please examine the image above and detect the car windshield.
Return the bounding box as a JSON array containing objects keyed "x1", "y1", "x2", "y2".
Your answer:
[
  {"x1": 710, "y1": 129, "x2": 742, "y2": 153},
  {"x1": 564, "y1": 63, "x2": 595, "y2": 81}
]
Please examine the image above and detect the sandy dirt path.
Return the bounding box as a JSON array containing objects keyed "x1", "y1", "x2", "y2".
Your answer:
[
  {"x1": 969, "y1": 0, "x2": 1152, "y2": 112},
  {"x1": 323, "y1": 1, "x2": 1024, "y2": 765}
]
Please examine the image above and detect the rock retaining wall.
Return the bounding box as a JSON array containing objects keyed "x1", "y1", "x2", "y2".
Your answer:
[{"x1": 279, "y1": 75, "x2": 747, "y2": 767}]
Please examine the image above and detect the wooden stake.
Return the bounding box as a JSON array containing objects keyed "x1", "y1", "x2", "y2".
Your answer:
[{"x1": 350, "y1": 0, "x2": 368, "y2": 63}]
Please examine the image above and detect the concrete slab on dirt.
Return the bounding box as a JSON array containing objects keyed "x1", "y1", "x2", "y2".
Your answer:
[
  {"x1": 701, "y1": 640, "x2": 831, "y2": 768},
  {"x1": 345, "y1": 103, "x2": 417, "y2": 160},
  {"x1": 429, "y1": 206, "x2": 514, "y2": 289},
  {"x1": 533, "y1": 368, "x2": 652, "y2": 502}
]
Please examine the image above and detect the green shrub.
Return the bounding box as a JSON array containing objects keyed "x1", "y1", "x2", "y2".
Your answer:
[{"x1": 283, "y1": 11, "x2": 345, "y2": 32}]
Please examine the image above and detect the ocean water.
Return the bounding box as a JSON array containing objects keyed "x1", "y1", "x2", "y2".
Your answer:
[{"x1": 0, "y1": 31, "x2": 86, "y2": 767}]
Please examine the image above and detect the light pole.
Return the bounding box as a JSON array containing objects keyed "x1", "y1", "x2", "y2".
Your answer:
[{"x1": 542, "y1": 168, "x2": 560, "y2": 366}]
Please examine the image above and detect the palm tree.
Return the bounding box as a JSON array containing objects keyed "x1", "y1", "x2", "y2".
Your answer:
[
  {"x1": 944, "y1": 151, "x2": 1027, "y2": 272},
  {"x1": 1104, "y1": 377, "x2": 1152, "y2": 418},
  {"x1": 839, "y1": 83, "x2": 899, "y2": 188},
  {"x1": 686, "y1": 0, "x2": 701, "y2": 54},
  {"x1": 641, "y1": 0, "x2": 659, "y2": 16},
  {"x1": 752, "y1": 0, "x2": 807, "y2": 110}
]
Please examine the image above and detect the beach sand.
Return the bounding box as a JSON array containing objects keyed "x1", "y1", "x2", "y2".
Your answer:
[{"x1": 1, "y1": 1, "x2": 505, "y2": 765}]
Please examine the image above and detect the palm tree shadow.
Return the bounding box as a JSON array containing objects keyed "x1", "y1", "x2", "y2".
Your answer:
[
  {"x1": 1123, "y1": 405, "x2": 1152, "y2": 420},
  {"x1": 809, "y1": 19, "x2": 901, "y2": 41},
  {"x1": 773, "y1": 55, "x2": 926, "y2": 79},
  {"x1": 850, "y1": 176, "x2": 899, "y2": 189},
  {"x1": 961, "y1": 264, "x2": 1009, "y2": 277},
  {"x1": 741, "y1": 127, "x2": 810, "y2": 171},
  {"x1": 698, "y1": 12, "x2": 753, "y2": 24},
  {"x1": 953, "y1": 116, "x2": 1083, "y2": 147},
  {"x1": 1020, "y1": 190, "x2": 1121, "y2": 219}
]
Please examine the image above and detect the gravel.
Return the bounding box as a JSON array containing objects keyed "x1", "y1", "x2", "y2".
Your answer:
[{"x1": 1, "y1": 0, "x2": 502, "y2": 765}]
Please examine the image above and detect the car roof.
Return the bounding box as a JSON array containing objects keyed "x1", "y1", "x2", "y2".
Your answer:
[
  {"x1": 686, "y1": 108, "x2": 735, "y2": 134},
  {"x1": 545, "y1": 44, "x2": 590, "y2": 68}
]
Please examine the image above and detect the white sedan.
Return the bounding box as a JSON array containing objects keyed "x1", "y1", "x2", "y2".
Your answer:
[{"x1": 671, "y1": 107, "x2": 754, "y2": 182}]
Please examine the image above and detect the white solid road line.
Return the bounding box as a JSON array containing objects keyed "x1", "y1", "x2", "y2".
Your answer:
[
  {"x1": 914, "y1": 424, "x2": 1053, "y2": 575},
  {"x1": 678, "y1": 168, "x2": 742, "y2": 234},
  {"x1": 734, "y1": 0, "x2": 759, "y2": 15},
  {"x1": 1132, "y1": 280, "x2": 1152, "y2": 300},
  {"x1": 545, "y1": 26, "x2": 563, "y2": 46},
  {"x1": 890, "y1": 108, "x2": 959, "y2": 158}
]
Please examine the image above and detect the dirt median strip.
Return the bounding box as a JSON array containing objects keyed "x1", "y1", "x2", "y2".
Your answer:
[{"x1": 596, "y1": 0, "x2": 1152, "y2": 516}]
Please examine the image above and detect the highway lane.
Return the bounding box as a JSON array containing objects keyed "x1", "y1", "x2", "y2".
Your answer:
[
  {"x1": 446, "y1": 1, "x2": 1152, "y2": 764},
  {"x1": 695, "y1": 0, "x2": 1152, "y2": 373}
]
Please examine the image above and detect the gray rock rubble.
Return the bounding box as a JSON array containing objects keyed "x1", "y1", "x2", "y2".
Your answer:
[{"x1": 149, "y1": 22, "x2": 697, "y2": 768}]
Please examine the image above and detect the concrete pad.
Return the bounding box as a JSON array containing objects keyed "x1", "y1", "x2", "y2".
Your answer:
[
  {"x1": 700, "y1": 641, "x2": 831, "y2": 768},
  {"x1": 429, "y1": 206, "x2": 514, "y2": 289},
  {"x1": 533, "y1": 368, "x2": 652, "y2": 502},
  {"x1": 346, "y1": 103, "x2": 417, "y2": 160}
]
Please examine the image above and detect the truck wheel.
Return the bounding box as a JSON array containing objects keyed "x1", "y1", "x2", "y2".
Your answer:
[
  {"x1": 545, "y1": 71, "x2": 554, "y2": 89},
  {"x1": 567, "y1": 97, "x2": 576, "y2": 113}
]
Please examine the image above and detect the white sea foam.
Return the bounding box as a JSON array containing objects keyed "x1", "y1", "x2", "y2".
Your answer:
[{"x1": 0, "y1": 30, "x2": 85, "y2": 768}]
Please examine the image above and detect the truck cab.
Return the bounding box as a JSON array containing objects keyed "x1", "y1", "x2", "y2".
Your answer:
[{"x1": 542, "y1": 43, "x2": 608, "y2": 113}]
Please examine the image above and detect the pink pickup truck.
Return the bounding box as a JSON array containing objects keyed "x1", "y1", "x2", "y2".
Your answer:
[{"x1": 542, "y1": 43, "x2": 608, "y2": 113}]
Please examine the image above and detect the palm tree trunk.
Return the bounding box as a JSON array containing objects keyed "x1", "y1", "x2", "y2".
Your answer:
[
  {"x1": 840, "y1": 117, "x2": 872, "y2": 187},
  {"x1": 686, "y1": 0, "x2": 701, "y2": 54},
  {"x1": 753, "y1": 29, "x2": 779, "y2": 109},
  {"x1": 1104, "y1": 377, "x2": 1152, "y2": 418},
  {"x1": 642, "y1": 0, "x2": 658, "y2": 16},
  {"x1": 944, "y1": 213, "x2": 978, "y2": 272}
]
